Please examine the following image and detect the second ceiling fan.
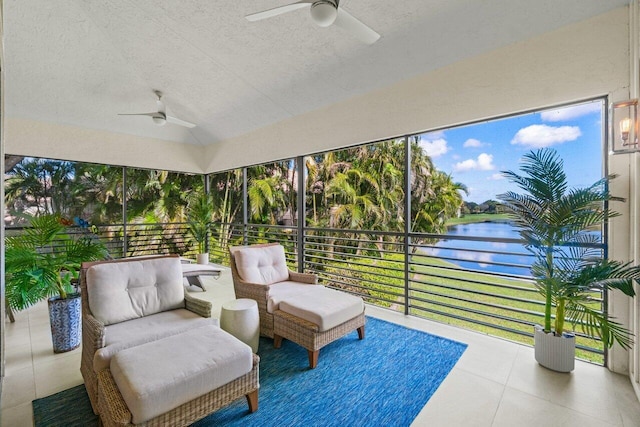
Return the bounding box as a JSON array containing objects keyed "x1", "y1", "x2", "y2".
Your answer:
[
  {"x1": 119, "y1": 91, "x2": 196, "y2": 128},
  {"x1": 246, "y1": 0, "x2": 380, "y2": 45}
]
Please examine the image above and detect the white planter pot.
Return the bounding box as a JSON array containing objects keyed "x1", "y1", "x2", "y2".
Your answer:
[
  {"x1": 196, "y1": 253, "x2": 209, "y2": 265},
  {"x1": 534, "y1": 325, "x2": 575, "y2": 372}
]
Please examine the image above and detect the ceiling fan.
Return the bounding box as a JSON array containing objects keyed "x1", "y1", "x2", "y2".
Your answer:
[
  {"x1": 118, "y1": 91, "x2": 196, "y2": 128},
  {"x1": 246, "y1": 0, "x2": 380, "y2": 45}
]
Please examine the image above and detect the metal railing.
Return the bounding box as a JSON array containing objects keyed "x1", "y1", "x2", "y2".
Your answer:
[
  {"x1": 6, "y1": 220, "x2": 606, "y2": 363},
  {"x1": 223, "y1": 223, "x2": 604, "y2": 363}
]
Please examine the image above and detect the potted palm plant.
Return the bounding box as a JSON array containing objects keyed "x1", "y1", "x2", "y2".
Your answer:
[
  {"x1": 187, "y1": 192, "x2": 214, "y2": 264},
  {"x1": 5, "y1": 214, "x2": 108, "y2": 353},
  {"x1": 499, "y1": 148, "x2": 640, "y2": 372}
]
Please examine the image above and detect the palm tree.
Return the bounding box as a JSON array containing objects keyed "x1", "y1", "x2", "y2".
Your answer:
[
  {"x1": 499, "y1": 148, "x2": 640, "y2": 348},
  {"x1": 187, "y1": 192, "x2": 214, "y2": 255},
  {"x1": 71, "y1": 163, "x2": 126, "y2": 224},
  {"x1": 413, "y1": 171, "x2": 467, "y2": 234},
  {"x1": 248, "y1": 175, "x2": 283, "y2": 222},
  {"x1": 5, "y1": 158, "x2": 76, "y2": 220}
]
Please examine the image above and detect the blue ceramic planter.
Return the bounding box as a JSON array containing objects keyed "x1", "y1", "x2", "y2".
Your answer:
[{"x1": 48, "y1": 293, "x2": 82, "y2": 353}]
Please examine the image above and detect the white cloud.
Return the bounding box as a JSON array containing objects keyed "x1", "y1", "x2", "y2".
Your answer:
[
  {"x1": 540, "y1": 102, "x2": 601, "y2": 122},
  {"x1": 422, "y1": 130, "x2": 445, "y2": 140},
  {"x1": 454, "y1": 250, "x2": 494, "y2": 268},
  {"x1": 420, "y1": 138, "x2": 449, "y2": 158},
  {"x1": 477, "y1": 153, "x2": 494, "y2": 170},
  {"x1": 488, "y1": 173, "x2": 504, "y2": 180},
  {"x1": 511, "y1": 124, "x2": 581, "y2": 148},
  {"x1": 463, "y1": 138, "x2": 484, "y2": 148},
  {"x1": 454, "y1": 153, "x2": 495, "y2": 172}
]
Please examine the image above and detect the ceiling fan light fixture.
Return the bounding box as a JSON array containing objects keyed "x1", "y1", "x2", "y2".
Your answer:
[
  {"x1": 152, "y1": 116, "x2": 166, "y2": 126},
  {"x1": 310, "y1": 1, "x2": 338, "y2": 27}
]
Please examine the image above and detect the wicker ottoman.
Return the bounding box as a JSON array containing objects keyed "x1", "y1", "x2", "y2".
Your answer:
[
  {"x1": 97, "y1": 325, "x2": 259, "y2": 426},
  {"x1": 273, "y1": 287, "x2": 365, "y2": 368}
]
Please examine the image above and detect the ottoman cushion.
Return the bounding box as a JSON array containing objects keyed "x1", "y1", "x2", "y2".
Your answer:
[
  {"x1": 93, "y1": 309, "x2": 216, "y2": 372},
  {"x1": 110, "y1": 325, "x2": 252, "y2": 424},
  {"x1": 267, "y1": 282, "x2": 325, "y2": 313},
  {"x1": 279, "y1": 287, "x2": 364, "y2": 332}
]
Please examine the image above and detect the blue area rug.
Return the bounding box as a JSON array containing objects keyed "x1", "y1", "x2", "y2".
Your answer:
[{"x1": 33, "y1": 317, "x2": 466, "y2": 427}]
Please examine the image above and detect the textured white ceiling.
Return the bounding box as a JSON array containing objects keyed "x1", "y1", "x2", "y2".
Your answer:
[{"x1": 4, "y1": 0, "x2": 630, "y2": 146}]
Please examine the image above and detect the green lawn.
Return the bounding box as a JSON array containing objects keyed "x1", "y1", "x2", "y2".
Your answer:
[{"x1": 320, "y1": 252, "x2": 603, "y2": 364}]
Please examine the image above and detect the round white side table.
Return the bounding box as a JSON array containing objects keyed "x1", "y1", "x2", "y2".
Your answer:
[{"x1": 220, "y1": 298, "x2": 260, "y2": 353}]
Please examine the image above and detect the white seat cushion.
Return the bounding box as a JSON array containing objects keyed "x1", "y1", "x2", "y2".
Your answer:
[
  {"x1": 87, "y1": 257, "x2": 185, "y2": 325},
  {"x1": 93, "y1": 309, "x2": 216, "y2": 372},
  {"x1": 279, "y1": 287, "x2": 364, "y2": 332},
  {"x1": 110, "y1": 325, "x2": 253, "y2": 424},
  {"x1": 266, "y1": 281, "x2": 324, "y2": 313},
  {"x1": 234, "y1": 245, "x2": 289, "y2": 285}
]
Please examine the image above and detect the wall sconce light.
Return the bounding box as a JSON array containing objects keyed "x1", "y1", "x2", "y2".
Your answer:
[{"x1": 609, "y1": 99, "x2": 639, "y2": 154}]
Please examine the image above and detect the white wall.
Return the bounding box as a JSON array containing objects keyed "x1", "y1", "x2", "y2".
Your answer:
[
  {"x1": 0, "y1": 0, "x2": 5, "y2": 396},
  {"x1": 626, "y1": 0, "x2": 640, "y2": 402},
  {"x1": 205, "y1": 7, "x2": 630, "y2": 173},
  {"x1": 5, "y1": 118, "x2": 206, "y2": 173}
]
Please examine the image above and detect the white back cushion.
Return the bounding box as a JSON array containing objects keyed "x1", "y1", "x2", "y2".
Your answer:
[
  {"x1": 87, "y1": 257, "x2": 185, "y2": 325},
  {"x1": 235, "y1": 245, "x2": 289, "y2": 285}
]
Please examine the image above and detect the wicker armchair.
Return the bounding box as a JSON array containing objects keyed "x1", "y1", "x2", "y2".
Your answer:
[
  {"x1": 229, "y1": 243, "x2": 365, "y2": 368},
  {"x1": 80, "y1": 255, "x2": 213, "y2": 414},
  {"x1": 229, "y1": 243, "x2": 318, "y2": 338}
]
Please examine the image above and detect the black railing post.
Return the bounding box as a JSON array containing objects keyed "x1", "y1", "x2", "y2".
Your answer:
[
  {"x1": 204, "y1": 174, "x2": 211, "y2": 254},
  {"x1": 122, "y1": 167, "x2": 128, "y2": 257},
  {"x1": 602, "y1": 100, "x2": 610, "y2": 368},
  {"x1": 242, "y1": 167, "x2": 248, "y2": 245},
  {"x1": 297, "y1": 156, "x2": 305, "y2": 272},
  {"x1": 404, "y1": 136, "x2": 411, "y2": 315}
]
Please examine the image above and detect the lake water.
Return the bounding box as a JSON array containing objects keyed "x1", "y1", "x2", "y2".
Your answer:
[
  {"x1": 421, "y1": 222, "x2": 534, "y2": 277},
  {"x1": 421, "y1": 221, "x2": 604, "y2": 277}
]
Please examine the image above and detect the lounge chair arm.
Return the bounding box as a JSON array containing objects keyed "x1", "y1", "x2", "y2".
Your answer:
[
  {"x1": 83, "y1": 312, "x2": 106, "y2": 350},
  {"x1": 289, "y1": 271, "x2": 318, "y2": 284},
  {"x1": 97, "y1": 369, "x2": 133, "y2": 425},
  {"x1": 185, "y1": 293, "x2": 212, "y2": 318},
  {"x1": 235, "y1": 280, "x2": 271, "y2": 297}
]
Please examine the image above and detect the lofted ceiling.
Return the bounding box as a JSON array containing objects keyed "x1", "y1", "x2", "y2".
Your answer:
[{"x1": 4, "y1": 0, "x2": 630, "y2": 148}]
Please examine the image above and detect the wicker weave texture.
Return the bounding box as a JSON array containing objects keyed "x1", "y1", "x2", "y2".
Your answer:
[
  {"x1": 97, "y1": 355, "x2": 260, "y2": 427},
  {"x1": 274, "y1": 310, "x2": 365, "y2": 351},
  {"x1": 80, "y1": 312, "x2": 104, "y2": 414},
  {"x1": 184, "y1": 292, "x2": 212, "y2": 317}
]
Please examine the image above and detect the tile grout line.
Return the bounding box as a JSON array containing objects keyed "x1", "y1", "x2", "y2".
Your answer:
[
  {"x1": 488, "y1": 343, "x2": 522, "y2": 426},
  {"x1": 28, "y1": 305, "x2": 38, "y2": 409}
]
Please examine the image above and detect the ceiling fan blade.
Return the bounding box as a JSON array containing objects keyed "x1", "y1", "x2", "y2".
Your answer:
[
  {"x1": 245, "y1": 0, "x2": 312, "y2": 22},
  {"x1": 118, "y1": 112, "x2": 158, "y2": 117},
  {"x1": 166, "y1": 115, "x2": 196, "y2": 128},
  {"x1": 334, "y1": 8, "x2": 380, "y2": 44}
]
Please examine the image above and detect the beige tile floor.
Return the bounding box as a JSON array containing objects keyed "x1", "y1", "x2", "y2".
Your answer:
[{"x1": 2, "y1": 268, "x2": 640, "y2": 427}]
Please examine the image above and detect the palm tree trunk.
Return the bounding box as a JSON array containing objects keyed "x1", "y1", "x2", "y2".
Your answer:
[
  {"x1": 544, "y1": 247, "x2": 554, "y2": 333},
  {"x1": 554, "y1": 299, "x2": 565, "y2": 336}
]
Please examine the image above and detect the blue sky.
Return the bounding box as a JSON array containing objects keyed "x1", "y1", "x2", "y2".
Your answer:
[{"x1": 418, "y1": 100, "x2": 605, "y2": 203}]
